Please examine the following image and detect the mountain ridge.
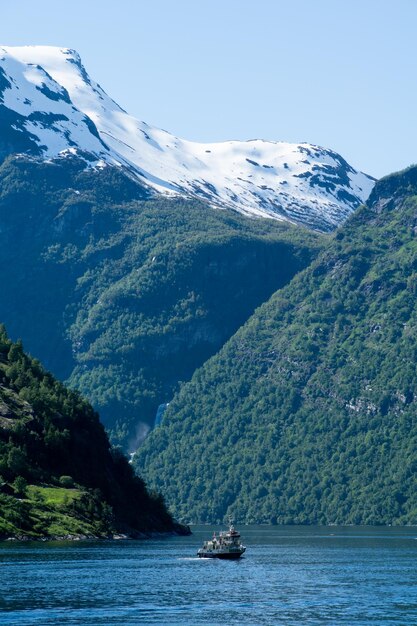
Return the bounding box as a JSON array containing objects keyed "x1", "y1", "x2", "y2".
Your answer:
[{"x1": 0, "y1": 45, "x2": 374, "y2": 231}]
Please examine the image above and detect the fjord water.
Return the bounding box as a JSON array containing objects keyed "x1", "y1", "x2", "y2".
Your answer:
[{"x1": 1, "y1": 526, "x2": 417, "y2": 626}]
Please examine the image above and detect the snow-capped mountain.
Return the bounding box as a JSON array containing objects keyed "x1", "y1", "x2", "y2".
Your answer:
[{"x1": 0, "y1": 46, "x2": 375, "y2": 231}]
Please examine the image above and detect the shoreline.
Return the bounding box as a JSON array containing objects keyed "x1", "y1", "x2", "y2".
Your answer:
[{"x1": 0, "y1": 524, "x2": 191, "y2": 543}]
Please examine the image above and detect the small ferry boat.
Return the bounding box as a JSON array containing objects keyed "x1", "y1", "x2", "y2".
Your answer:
[{"x1": 197, "y1": 520, "x2": 246, "y2": 559}]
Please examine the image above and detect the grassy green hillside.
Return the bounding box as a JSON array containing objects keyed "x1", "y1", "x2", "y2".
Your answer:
[
  {"x1": 135, "y1": 166, "x2": 417, "y2": 526},
  {"x1": 0, "y1": 326, "x2": 185, "y2": 539},
  {"x1": 0, "y1": 154, "x2": 324, "y2": 448}
]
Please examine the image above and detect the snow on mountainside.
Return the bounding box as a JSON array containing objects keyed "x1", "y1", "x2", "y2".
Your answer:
[{"x1": 0, "y1": 46, "x2": 375, "y2": 231}]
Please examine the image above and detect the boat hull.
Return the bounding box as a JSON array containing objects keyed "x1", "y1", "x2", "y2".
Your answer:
[{"x1": 197, "y1": 550, "x2": 245, "y2": 560}]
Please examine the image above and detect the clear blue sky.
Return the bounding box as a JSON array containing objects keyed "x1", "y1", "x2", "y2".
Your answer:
[{"x1": 1, "y1": 0, "x2": 417, "y2": 178}]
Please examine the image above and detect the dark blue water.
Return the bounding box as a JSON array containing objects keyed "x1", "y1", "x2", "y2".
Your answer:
[{"x1": 1, "y1": 526, "x2": 417, "y2": 625}]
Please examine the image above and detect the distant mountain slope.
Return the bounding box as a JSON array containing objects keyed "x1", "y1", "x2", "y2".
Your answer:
[
  {"x1": 0, "y1": 155, "x2": 324, "y2": 449},
  {"x1": 0, "y1": 326, "x2": 186, "y2": 539},
  {"x1": 0, "y1": 46, "x2": 374, "y2": 231},
  {"x1": 135, "y1": 166, "x2": 417, "y2": 525}
]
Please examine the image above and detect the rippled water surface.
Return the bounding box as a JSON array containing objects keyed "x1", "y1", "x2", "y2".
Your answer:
[{"x1": 1, "y1": 526, "x2": 417, "y2": 625}]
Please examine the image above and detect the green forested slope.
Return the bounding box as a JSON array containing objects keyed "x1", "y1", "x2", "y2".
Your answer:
[
  {"x1": 135, "y1": 166, "x2": 417, "y2": 525},
  {"x1": 0, "y1": 326, "x2": 184, "y2": 539},
  {"x1": 0, "y1": 155, "x2": 323, "y2": 448}
]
